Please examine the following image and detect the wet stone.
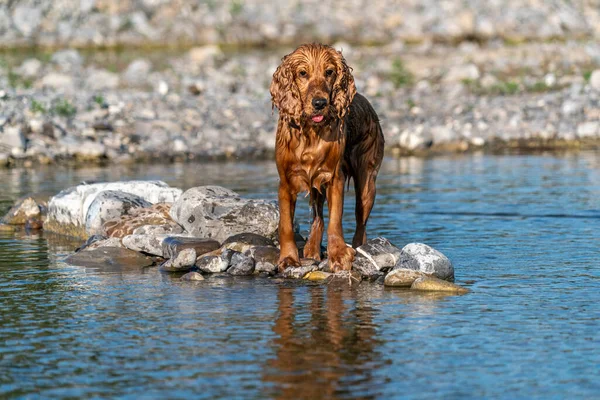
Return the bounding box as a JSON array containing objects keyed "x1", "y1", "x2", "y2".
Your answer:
[
  {"x1": 160, "y1": 248, "x2": 197, "y2": 272},
  {"x1": 304, "y1": 271, "x2": 332, "y2": 281},
  {"x1": 245, "y1": 246, "x2": 279, "y2": 274},
  {"x1": 394, "y1": 243, "x2": 454, "y2": 281},
  {"x1": 411, "y1": 276, "x2": 469, "y2": 293},
  {"x1": 102, "y1": 202, "x2": 175, "y2": 238},
  {"x1": 162, "y1": 237, "x2": 220, "y2": 259},
  {"x1": 223, "y1": 232, "x2": 275, "y2": 247},
  {"x1": 132, "y1": 223, "x2": 183, "y2": 236},
  {"x1": 181, "y1": 272, "x2": 205, "y2": 281},
  {"x1": 355, "y1": 237, "x2": 402, "y2": 271},
  {"x1": 85, "y1": 190, "x2": 151, "y2": 236},
  {"x1": 352, "y1": 253, "x2": 385, "y2": 281},
  {"x1": 280, "y1": 259, "x2": 319, "y2": 279},
  {"x1": 122, "y1": 234, "x2": 169, "y2": 256},
  {"x1": 326, "y1": 270, "x2": 363, "y2": 286},
  {"x1": 65, "y1": 246, "x2": 154, "y2": 268},
  {"x1": 0, "y1": 224, "x2": 16, "y2": 233},
  {"x1": 227, "y1": 252, "x2": 255, "y2": 276},
  {"x1": 195, "y1": 254, "x2": 229, "y2": 273},
  {"x1": 1, "y1": 197, "x2": 43, "y2": 225},
  {"x1": 384, "y1": 268, "x2": 426, "y2": 287}
]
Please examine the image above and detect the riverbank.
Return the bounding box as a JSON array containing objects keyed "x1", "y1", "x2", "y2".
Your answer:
[{"x1": 1, "y1": 41, "x2": 600, "y2": 167}]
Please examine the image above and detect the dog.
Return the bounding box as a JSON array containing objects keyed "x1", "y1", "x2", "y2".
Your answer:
[{"x1": 270, "y1": 43, "x2": 384, "y2": 272}]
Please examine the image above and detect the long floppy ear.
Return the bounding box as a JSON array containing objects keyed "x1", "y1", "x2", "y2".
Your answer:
[
  {"x1": 270, "y1": 55, "x2": 302, "y2": 123},
  {"x1": 331, "y1": 50, "x2": 356, "y2": 120}
]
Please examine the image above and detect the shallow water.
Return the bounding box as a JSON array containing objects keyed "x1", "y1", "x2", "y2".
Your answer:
[{"x1": 1, "y1": 152, "x2": 600, "y2": 399}]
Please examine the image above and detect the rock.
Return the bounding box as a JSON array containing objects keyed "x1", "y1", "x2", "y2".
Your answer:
[
  {"x1": 1, "y1": 126, "x2": 26, "y2": 156},
  {"x1": 17, "y1": 58, "x2": 42, "y2": 77},
  {"x1": 384, "y1": 268, "x2": 426, "y2": 287},
  {"x1": 394, "y1": 243, "x2": 454, "y2": 281},
  {"x1": 411, "y1": 276, "x2": 469, "y2": 293},
  {"x1": 45, "y1": 181, "x2": 181, "y2": 238},
  {"x1": 326, "y1": 270, "x2": 362, "y2": 286},
  {"x1": 304, "y1": 271, "x2": 332, "y2": 281},
  {"x1": 576, "y1": 122, "x2": 599, "y2": 138},
  {"x1": 123, "y1": 59, "x2": 152, "y2": 86},
  {"x1": 160, "y1": 248, "x2": 197, "y2": 272},
  {"x1": 245, "y1": 246, "x2": 279, "y2": 274},
  {"x1": 188, "y1": 45, "x2": 223, "y2": 67},
  {"x1": 352, "y1": 253, "x2": 385, "y2": 281},
  {"x1": 223, "y1": 232, "x2": 275, "y2": 247},
  {"x1": 355, "y1": 237, "x2": 402, "y2": 271},
  {"x1": 443, "y1": 63, "x2": 480, "y2": 83},
  {"x1": 169, "y1": 186, "x2": 279, "y2": 243},
  {"x1": 280, "y1": 259, "x2": 319, "y2": 279},
  {"x1": 65, "y1": 247, "x2": 154, "y2": 268},
  {"x1": 12, "y1": 5, "x2": 42, "y2": 37},
  {"x1": 86, "y1": 69, "x2": 120, "y2": 90},
  {"x1": 162, "y1": 237, "x2": 220, "y2": 259},
  {"x1": 79, "y1": 236, "x2": 124, "y2": 251},
  {"x1": 0, "y1": 224, "x2": 16, "y2": 233},
  {"x1": 84, "y1": 190, "x2": 152, "y2": 236},
  {"x1": 195, "y1": 255, "x2": 230, "y2": 273},
  {"x1": 122, "y1": 234, "x2": 171, "y2": 256},
  {"x1": 41, "y1": 73, "x2": 74, "y2": 91},
  {"x1": 227, "y1": 252, "x2": 255, "y2": 276},
  {"x1": 222, "y1": 241, "x2": 254, "y2": 254},
  {"x1": 589, "y1": 70, "x2": 600, "y2": 91},
  {"x1": 1, "y1": 197, "x2": 43, "y2": 225},
  {"x1": 51, "y1": 50, "x2": 83, "y2": 71},
  {"x1": 103, "y1": 202, "x2": 178, "y2": 238},
  {"x1": 181, "y1": 272, "x2": 205, "y2": 281}
]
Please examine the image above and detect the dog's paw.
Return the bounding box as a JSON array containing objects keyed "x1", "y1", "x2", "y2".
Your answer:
[
  {"x1": 277, "y1": 256, "x2": 301, "y2": 273},
  {"x1": 327, "y1": 242, "x2": 355, "y2": 273}
]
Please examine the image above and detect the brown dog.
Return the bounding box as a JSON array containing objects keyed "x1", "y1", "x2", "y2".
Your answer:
[{"x1": 270, "y1": 43, "x2": 384, "y2": 272}]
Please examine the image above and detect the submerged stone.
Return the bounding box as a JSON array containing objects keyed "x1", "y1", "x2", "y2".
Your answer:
[
  {"x1": 181, "y1": 271, "x2": 205, "y2": 281},
  {"x1": 1, "y1": 196, "x2": 44, "y2": 225},
  {"x1": 384, "y1": 268, "x2": 426, "y2": 287},
  {"x1": 411, "y1": 276, "x2": 469, "y2": 293},
  {"x1": 65, "y1": 246, "x2": 154, "y2": 268}
]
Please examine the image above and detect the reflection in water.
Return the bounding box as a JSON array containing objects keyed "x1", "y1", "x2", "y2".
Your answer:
[{"x1": 264, "y1": 284, "x2": 384, "y2": 399}]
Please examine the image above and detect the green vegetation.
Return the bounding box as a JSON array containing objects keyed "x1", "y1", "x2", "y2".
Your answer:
[
  {"x1": 406, "y1": 99, "x2": 416, "y2": 109},
  {"x1": 93, "y1": 95, "x2": 105, "y2": 106},
  {"x1": 528, "y1": 81, "x2": 551, "y2": 93},
  {"x1": 230, "y1": 0, "x2": 244, "y2": 16},
  {"x1": 52, "y1": 99, "x2": 77, "y2": 117},
  {"x1": 7, "y1": 70, "x2": 33, "y2": 89},
  {"x1": 583, "y1": 70, "x2": 592, "y2": 82},
  {"x1": 30, "y1": 99, "x2": 47, "y2": 114},
  {"x1": 389, "y1": 58, "x2": 414, "y2": 88}
]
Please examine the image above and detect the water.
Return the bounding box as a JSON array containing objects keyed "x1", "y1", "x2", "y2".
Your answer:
[{"x1": 1, "y1": 152, "x2": 600, "y2": 399}]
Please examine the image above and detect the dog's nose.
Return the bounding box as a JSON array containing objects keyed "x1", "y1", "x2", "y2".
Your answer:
[{"x1": 312, "y1": 98, "x2": 328, "y2": 110}]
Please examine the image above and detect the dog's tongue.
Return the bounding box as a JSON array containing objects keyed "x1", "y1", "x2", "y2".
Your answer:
[{"x1": 312, "y1": 115, "x2": 324, "y2": 123}]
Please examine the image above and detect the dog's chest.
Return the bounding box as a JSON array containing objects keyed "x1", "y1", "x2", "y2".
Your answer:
[{"x1": 287, "y1": 136, "x2": 341, "y2": 192}]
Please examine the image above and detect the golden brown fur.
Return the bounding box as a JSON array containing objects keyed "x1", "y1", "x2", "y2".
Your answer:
[{"x1": 270, "y1": 43, "x2": 384, "y2": 272}]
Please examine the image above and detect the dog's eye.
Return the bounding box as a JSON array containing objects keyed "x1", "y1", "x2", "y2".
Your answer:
[
  {"x1": 325, "y1": 69, "x2": 334, "y2": 77},
  {"x1": 299, "y1": 70, "x2": 307, "y2": 77}
]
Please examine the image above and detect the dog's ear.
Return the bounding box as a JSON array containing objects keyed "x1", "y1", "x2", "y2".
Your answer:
[
  {"x1": 331, "y1": 50, "x2": 356, "y2": 120},
  {"x1": 270, "y1": 55, "x2": 302, "y2": 123}
]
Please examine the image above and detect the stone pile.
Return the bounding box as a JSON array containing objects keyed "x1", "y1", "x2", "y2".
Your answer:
[{"x1": 1, "y1": 180, "x2": 469, "y2": 292}]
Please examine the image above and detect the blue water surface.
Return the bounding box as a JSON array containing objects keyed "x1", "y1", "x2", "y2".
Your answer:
[{"x1": 1, "y1": 152, "x2": 599, "y2": 399}]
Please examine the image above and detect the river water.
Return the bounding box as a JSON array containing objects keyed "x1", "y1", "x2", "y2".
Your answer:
[{"x1": 1, "y1": 152, "x2": 599, "y2": 399}]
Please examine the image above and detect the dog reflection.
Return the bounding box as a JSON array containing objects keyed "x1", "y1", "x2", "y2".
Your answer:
[{"x1": 264, "y1": 284, "x2": 381, "y2": 399}]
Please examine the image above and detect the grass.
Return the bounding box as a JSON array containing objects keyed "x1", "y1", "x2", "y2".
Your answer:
[
  {"x1": 583, "y1": 70, "x2": 592, "y2": 82},
  {"x1": 389, "y1": 58, "x2": 414, "y2": 88},
  {"x1": 30, "y1": 99, "x2": 47, "y2": 114},
  {"x1": 93, "y1": 95, "x2": 105, "y2": 106},
  {"x1": 52, "y1": 99, "x2": 77, "y2": 118},
  {"x1": 230, "y1": 0, "x2": 244, "y2": 16},
  {"x1": 7, "y1": 70, "x2": 33, "y2": 89}
]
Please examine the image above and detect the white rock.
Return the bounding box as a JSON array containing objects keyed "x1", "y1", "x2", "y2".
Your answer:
[
  {"x1": 86, "y1": 69, "x2": 120, "y2": 90},
  {"x1": 41, "y1": 73, "x2": 74, "y2": 91},
  {"x1": 188, "y1": 45, "x2": 223, "y2": 66},
  {"x1": 589, "y1": 70, "x2": 600, "y2": 91},
  {"x1": 394, "y1": 243, "x2": 454, "y2": 281},
  {"x1": 85, "y1": 190, "x2": 151, "y2": 235},
  {"x1": 17, "y1": 58, "x2": 42, "y2": 77},
  {"x1": 576, "y1": 122, "x2": 599, "y2": 138},
  {"x1": 443, "y1": 64, "x2": 480, "y2": 83}
]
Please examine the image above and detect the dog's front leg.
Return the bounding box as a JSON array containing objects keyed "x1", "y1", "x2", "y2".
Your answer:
[
  {"x1": 326, "y1": 174, "x2": 356, "y2": 272},
  {"x1": 277, "y1": 184, "x2": 300, "y2": 271}
]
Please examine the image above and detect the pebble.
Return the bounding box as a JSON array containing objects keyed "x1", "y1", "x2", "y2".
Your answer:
[{"x1": 181, "y1": 272, "x2": 205, "y2": 281}]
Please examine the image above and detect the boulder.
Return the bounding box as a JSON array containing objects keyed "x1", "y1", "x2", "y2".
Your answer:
[
  {"x1": 162, "y1": 236, "x2": 220, "y2": 259},
  {"x1": 132, "y1": 223, "x2": 183, "y2": 236},
  {"x1": 160, "y1": 248, "x2": 197, "y2": 272},
  {"x1": 45, "y1": 181, "x2": 182, "y2": 238},
  {"x1": 195, "y1": 255, "x2": 230, "y2": 273},
  {"x1": 103, "y1": 202, "x2": 178, "y2": 238},
  {"x1": 181, "y1": 272, "x2": 205, "y2": 281},
  {"x1": 1, "y1": 196, "x2": 44, "y2": 225},
  {"x1": 85, "y1": 190, "x2": 151, "y2": 236},
  {"x1": 64, "y1": 247, "x2": 154, "y2": 268},
  {"x1": 384, "y1": 268, "x2": 426, "y2": 287},
  {"x1": 227, "y1": 251, "x2": 255, "y2": 276},
  {"x1": 121, "y1": 234, "x2": 172, "y2": 256},
  {"x1": 411, "y1": 276, "x2": 469, "y2": 293},
  {"x1": 394, "y1": 243, "x2": 454, "y2": 281},
  {"x1": 169, "y1": 186, "x2": 279, "y2": 242}
]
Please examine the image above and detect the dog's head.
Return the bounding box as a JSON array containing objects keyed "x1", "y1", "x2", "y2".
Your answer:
[{"x1": 270, "y1": 43, "x2": 356, "y2": 127}]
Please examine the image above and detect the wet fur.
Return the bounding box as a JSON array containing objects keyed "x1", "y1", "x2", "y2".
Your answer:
[{"x1": 270, "y1": 43, "x2": 384, "y2": 272}]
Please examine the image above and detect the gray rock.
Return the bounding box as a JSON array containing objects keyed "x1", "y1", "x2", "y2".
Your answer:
[
  {"x1": 352, "y1": 253, "x2": 384, "y2": 281},
  {"x1": 40, "y1": 73, "x2": 75, "y2": 92},
  {"x1": 80, "y1": 236, "x2": 124, "y2": 251},
  {"x1": 394, "y1": 243, "x2": 454, "y2": 281},
  {"x1": 181, "y1": 271, "x2": 205, "y2": 281},
  {"x1": 122, "y1": 234, "x2": 170, "y2": 256},
  {"x1": 160, "y1": 248, "x2": 197, "y2": 272},
  {"x1": 280, "y1": 261, "x2": 318, "y2": 279},
  {"x1": 195, "y1": 255, "x2": 230, "y2": 273},
  {"x1": 84, "y1": 190, "x2": 151, "y2": 236},
  {"x1": 577, "y1": 122, "x2": 599, "y2": 138},
  {"x1": 51, "y1": 50, "x2": 84, "y2": 71},
  {"x1": 590, "y1": 70, "x2": 600, "y2": 91},
  {"x1": 384, "y1": 268, "x2": 426, "y2": 287},
  {"x1": 0, "y1": 126, "x2": 26, "y2": 156},
  {"x1": 123, "y1": 59, "x2": 152, "y2": 86},
  {"x1": 132, "y1": 224, "x2": 183, "y2": 236},
  {"x1": 17, "y1": 58, "x2": 42, "y2": 77},
  {"x1": 1, "y1": 196, "x2": 42, "y2": 225},
  {"x1": 411, "y1": 276, "x2": 469, "y2": 293},
  {"x1": 326, "y1": 270, "x2": 362, "y2": 286},
  {"x1": 169, "y1": 186, "x2": 279, "y2": 243},
  {"x1": 223, "y1": 232, "x2": 275, "y2": 247},
  {"x1": 86, "y1": 69, "x2": 120, "y2": 90},
  {"x1": 245, "y1": 246, "x2": 279, "y2": 274},
  {"x1": 355, "y1": 237, "x2": 402, "y2": 271},
  {"x1": 65, "y1": 246, "x2": 154, "y2": 268},
  {"x1": 443, "y1": 63, "x2": 480, "y2": 83},
  {"x1": 12, "y1": 5, "x2": 42, "y2": 37},
  {"x1": 162, "y1": 236, "x2": 220, "y2": 259},
  {"x1": 227, "y1": 251, "x2": 255, "y2": 276}
]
